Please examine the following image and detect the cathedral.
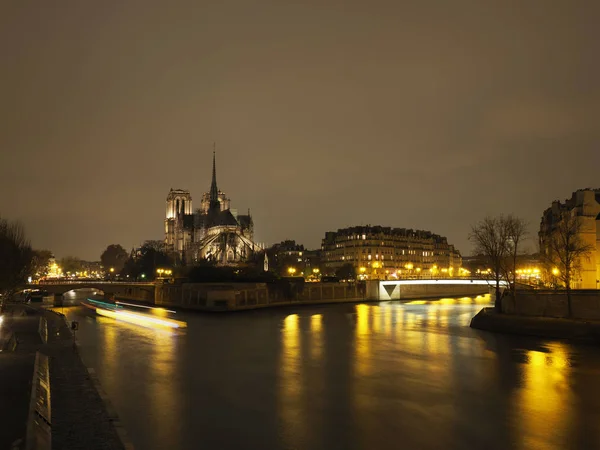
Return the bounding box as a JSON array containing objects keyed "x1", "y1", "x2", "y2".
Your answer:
[{"x1": 165, "y1": 153, "x2": 260, "y2": 265}]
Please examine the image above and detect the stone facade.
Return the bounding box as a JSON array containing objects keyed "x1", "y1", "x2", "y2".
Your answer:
[
  {"x1": 164, "y1": 153, "x2": 260, "y2": 265},
  {"x1": 321, "y1": 225, "x2": 462, "y2": 279},
  {"x1": 539, "y1": 188, "x2": 600, "y2": 289}
]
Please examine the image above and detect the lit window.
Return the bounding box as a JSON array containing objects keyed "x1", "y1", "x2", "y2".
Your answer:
[
  {"x1": 362, "y1": 234, "x2": 366, "y2": 240},
  {"x1": 368, "y1": 255, "x2": 372, "y2": 260}
]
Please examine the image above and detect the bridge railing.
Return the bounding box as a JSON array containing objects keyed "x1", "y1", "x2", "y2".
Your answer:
[{"x1": 33, "y1": 280, "x2": 151, "y2": 286}]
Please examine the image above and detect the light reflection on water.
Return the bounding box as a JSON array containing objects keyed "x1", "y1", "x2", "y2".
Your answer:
[
  {"x1": 59, "y1": 292, "x2": 600, "y2": 450},
  {"x1": 279, "y1": 313, "x2": 303, "y2": 446},
  {"x1": 515, "y1": 343, "x2": 573, "y2": 450}
]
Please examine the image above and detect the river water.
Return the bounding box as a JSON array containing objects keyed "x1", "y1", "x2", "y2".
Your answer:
[{"x1": 58, "y1": 291, "x2": 600, "y2": 450}]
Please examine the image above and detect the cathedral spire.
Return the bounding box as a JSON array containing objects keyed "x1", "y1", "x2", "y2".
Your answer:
[{"x1": 209, "y1": 145, "x2": 219, "y2": 209}]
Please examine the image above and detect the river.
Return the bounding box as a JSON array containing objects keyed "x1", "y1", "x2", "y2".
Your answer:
[{"x1": 57, "y1": 291, "x2": 600, "y2": 450}]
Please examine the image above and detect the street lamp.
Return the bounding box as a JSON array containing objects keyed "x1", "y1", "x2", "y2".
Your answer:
[{"x1": 287, "y1": 267, "x2": 297, "y2": 276}]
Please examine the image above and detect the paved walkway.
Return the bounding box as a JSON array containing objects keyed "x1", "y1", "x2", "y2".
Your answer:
[
  {"x1": 0, "y1": 305, "x2": 40, "y2": 450},
  {"x1": 43, "y1": 310, "x2": 126, "y2": 450},
  {"x1": 0, "y1": 304, "x2": 127, "y2": 450}
]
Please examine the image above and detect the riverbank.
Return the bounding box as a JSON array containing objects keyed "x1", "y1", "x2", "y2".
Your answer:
[
  {"x1": 0, "y1": 303, "x2": 130, "y2": 449},
  {"x1": 470, "y1": 307, "x2": 600, "y2": 343}
]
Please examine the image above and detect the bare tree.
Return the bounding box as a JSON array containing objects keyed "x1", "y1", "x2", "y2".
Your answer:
[
  {"x1": 0, "y1": 216, "x2": 34, "y2": 300},
  {"x1": 505, "y1": 215, "x2": 529, "y2": 297},
  {"x1": 469, "y1": 216, "x2": 512, "y2": 312},
  {"x1": 541, "y1": 213, "x2": 594, "y2": 316}
]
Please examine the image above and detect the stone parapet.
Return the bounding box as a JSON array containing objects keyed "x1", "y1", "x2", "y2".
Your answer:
[{"x1": 502, "y1": 290, "x2": 600, "y2": 320}]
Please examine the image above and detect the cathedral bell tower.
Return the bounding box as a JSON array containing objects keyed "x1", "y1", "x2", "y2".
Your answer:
[{"x1": 165, "y1": 188, "x2": 193, "y2": 256}]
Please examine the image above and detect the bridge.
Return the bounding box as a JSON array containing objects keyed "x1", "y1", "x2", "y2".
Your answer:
[
  {"x1": 27, "y1": 278, "x2": 508, "y2": 310},
  {"x1": 374, "y1": 278, "x2": 509, "y2": 300},
  {"x1": 26, "y1": 281, "x2": 156, "y2": 303}
]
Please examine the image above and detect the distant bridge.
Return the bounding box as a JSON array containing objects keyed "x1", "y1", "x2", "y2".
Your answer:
[
  {"x1": 375, "y1": 279, "x2": 509, "y2": 301},
  {"x1": 26, "y1": 281, "x2": 156, "y2": 302}
]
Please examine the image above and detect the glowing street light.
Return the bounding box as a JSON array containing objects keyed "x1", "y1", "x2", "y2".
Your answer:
[
  {"x1": 552, "y1": 267, "x2": 560, "y2": 276},
  {"x1": 109, "y1": 267, "x2": 115, "y2": 273},
  {"x1": 287, "y1": 267, "x2": 297, "y2": 276}
]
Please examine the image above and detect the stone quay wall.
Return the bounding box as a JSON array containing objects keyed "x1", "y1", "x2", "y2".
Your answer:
[
  {"x1": 154, "y1": 282, "x2": 367, "y2": 311},
  {"x1": 501, "y1": 290, "x2": 600, "y2": 320}
]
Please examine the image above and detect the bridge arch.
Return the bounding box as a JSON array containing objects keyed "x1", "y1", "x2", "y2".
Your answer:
[{"x1": 27, "y1": 282, "x2": 156, "y2": 303}]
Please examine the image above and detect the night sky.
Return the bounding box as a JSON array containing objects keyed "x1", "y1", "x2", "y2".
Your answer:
[{"x1": 1, "y1": 1, "x2": 599, "y2": 260}]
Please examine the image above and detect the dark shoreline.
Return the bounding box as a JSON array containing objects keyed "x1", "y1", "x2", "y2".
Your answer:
[{"x1": 470, "y1": 307, "x2": 600, "y2": 344}]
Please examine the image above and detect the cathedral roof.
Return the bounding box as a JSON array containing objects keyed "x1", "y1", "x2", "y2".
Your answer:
[{"x1": 207, "y1": 209, "x2": 239, "y2": 227}]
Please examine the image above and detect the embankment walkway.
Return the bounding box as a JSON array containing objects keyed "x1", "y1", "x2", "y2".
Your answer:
[{"x1": 0, "y1": 303, "x2": 129, "y2": 450}]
